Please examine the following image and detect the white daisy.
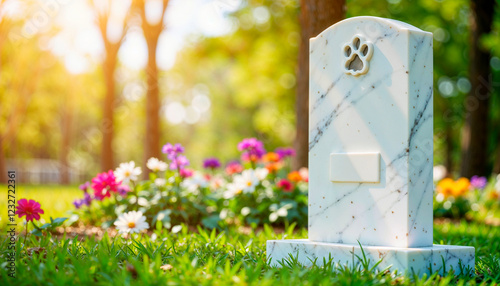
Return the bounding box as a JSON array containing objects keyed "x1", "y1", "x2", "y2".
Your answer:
[
  {"x1": 223, "y1": 182, "x2": 244, "y2": 199},
  {"x1": 147, "y1": 157, "x2": 168, "y2": 172},
  {"x1": 154, "y1": 178, "x2": 166, "y2": 187},
  {"x1": 234, "y1": 169, "x2": 259, "y2": 193},
  {"x1": 115, "y1": 161, "x2": 142, "y2": 184},
  {"x1": 114, "y1": 211, "x2": 149, "y2": 234},
  {"x1": 181, "y1": 172, "x2": 208, "y2": 194},
  {"x1": 210, "y1": 175, "x2": 227, "y2": 190},
  {"x1": 255, "y1": 168, "x2": 269, "y2": 181}
]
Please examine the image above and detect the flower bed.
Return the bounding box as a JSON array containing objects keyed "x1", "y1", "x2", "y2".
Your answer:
[{"x1": 71, "y1": 138, "x2": 308, "y2": 231}]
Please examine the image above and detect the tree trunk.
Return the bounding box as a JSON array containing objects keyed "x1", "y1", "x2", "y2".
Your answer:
[
  {"x1": 143, "y1": 38, "x2": 161, "y2": 174},
  {"x1": 460, "y1": 0, "x2": 495, "y2": 178},
  {"x1": 293, "y1": 0, "x2": 346, "y2": 170},
  {"x1": 60, "y1": 93, "x2": 72, "y2": 185},
  {"x1": 444, "y1": 125, "x2": 454, "y2": 177},
  {"x1": 493, "y1": 132, "x2": 500, "y2": 175},
  {"x1": 101, "y1": 57, "x2": 117, "y2": 172}
]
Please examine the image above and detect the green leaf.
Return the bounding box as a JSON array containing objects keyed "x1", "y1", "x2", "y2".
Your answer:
[
  {"x1": 51, "y1": 217, "x2": 68, "y2": 226},
  {"x1": 39, "y1": 223, "x2": 51, "y2": 229},
  {"x1": 201, "y1": 214, "x2": 221, "y2": 229},
  {"x1": 30, "y1": 228, "x2": 43, "y2": 236}
]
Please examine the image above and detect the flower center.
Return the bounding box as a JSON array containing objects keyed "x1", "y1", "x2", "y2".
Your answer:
[
  {"x1": 128, "y1": 222, "x2": 136, "y2": 228},
  {"x1": 246, "y1": 181, "x2": 252, "y2": 187},
  {"x1": 124, "y1": 170, "x2": 131, "y2": 177}
]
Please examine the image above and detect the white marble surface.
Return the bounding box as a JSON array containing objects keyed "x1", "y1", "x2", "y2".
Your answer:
[
  {"x1": 330, "y1": 152, "x2": 380, "y2": 183},
  {"x1": 267, "y1": 239, "x2": 475, "y2": 276},
  {"x1": 308, "y1": 16, "x2": 434, "y2": 248}
]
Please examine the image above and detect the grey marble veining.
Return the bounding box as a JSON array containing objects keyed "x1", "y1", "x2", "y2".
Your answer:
[
  {"x1": 266, "y1": 16, "x2": 475, "y2": 275},
  {"x1": 308, "y1": 16, "x2": 433, "y2": 248},
  {"x1": 267, "y1": 240, "x2": 475, "y2": 276}
]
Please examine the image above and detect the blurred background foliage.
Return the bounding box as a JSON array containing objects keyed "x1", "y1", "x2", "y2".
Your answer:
[{"x1": 0, "y1": 0, "x2": 499, "y2": 183}]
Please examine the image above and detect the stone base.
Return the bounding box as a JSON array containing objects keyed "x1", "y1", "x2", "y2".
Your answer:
[{"x1": 267, "y1": 239, "x2": 474, "y2": 276}]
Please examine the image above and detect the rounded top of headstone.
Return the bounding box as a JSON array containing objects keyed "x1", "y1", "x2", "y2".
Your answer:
[{"x1": 312, "y1": 16, "x2": 427, "y2": 40}]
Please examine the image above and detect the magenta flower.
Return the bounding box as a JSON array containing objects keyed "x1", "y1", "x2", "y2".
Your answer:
[
  {"x1": 237, "y1": 138, "x2": 266, "y2": 161},
  {"x1": 91, "y1": 170, "x2": 121, "y2": 200},
  {"x1": 169, "y1": 155, "x2": 190, "y2": 170},
  {"x1": 277, "y1": 179, "x2": 294, "y2": 192},
  {"x1": 162, "y1": 143, "x2": 185, "y2": 160},
  {"x1": 238, "y1": 138, "x2": 264, "y2": 151},
  {"x1": 180, "y1": 168, "x2": 194, "y2": 178},
  {"x1": 275, "y1": 147, "x2": 296, "y2": 159},
  {"x1": 470, "y1": 176, "x2": 487, "y2": 189},
  {"x1": 15, "y1": 199, "x2": 44, "y2": 222},
  {"x1": 203, "y1": 157, "x2": 221, "y2": 169}
]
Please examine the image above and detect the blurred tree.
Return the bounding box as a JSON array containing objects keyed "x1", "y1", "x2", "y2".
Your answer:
[
  {"x1": 132, "y1": 0, "x2": 170, "y2": 177},
  {"x1": 90, "y1": 0, "x2": 131, "y2": 172},
  {"x1": 460, "y1": 0, "x2": 496, "y2": 177},
  {"x1": 294, "y1": 0, "x2": 345, "y2": 169},
  {"x1": 166, "y1": 0, "x2": 300, "y2": 165}
]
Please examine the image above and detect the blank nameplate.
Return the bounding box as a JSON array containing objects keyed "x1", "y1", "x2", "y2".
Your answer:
[{"x1": 329, "y1": 152, "x2": 380, "y2": 183}]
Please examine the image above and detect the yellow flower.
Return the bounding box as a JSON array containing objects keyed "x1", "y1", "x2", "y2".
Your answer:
[
  {"x1": 437, "y1": 177, "x2": 470, "y2": 198},
  {"x1": 451, "y1": 177, "x2": 470, "y2": 197}
]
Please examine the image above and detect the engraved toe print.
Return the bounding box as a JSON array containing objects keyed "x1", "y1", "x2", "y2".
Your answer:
[{"x1": 343, "y1": 35, "x2": 373, "y2": 76}]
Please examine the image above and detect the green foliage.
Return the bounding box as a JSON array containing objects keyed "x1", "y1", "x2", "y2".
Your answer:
[
  {"x1": 1, "y1": 221, "x2": 499, "y2": 285},
  {"x1": 74, "y1": 151, "x2": 308, "y2": 229}
]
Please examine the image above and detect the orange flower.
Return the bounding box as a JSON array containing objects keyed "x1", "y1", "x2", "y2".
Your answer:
[
  {"x1": 489, "y1": 192, "x2": 499, "y2": 200},
  {"x1": 265, "y1": 162, "x2": 282, "y2": 173},
  {"x1": 437, "y1": 178, "x2": 454, "y2": 197},
  {"x1": 288, "y1": 171, "x2": 302, "y2": 182},
  {"x1": 437, "y1": 177, "x2": 470, "y2": 198},
  {"x1": 263, "y1": 152, "x2": 280, "y2": 163}
]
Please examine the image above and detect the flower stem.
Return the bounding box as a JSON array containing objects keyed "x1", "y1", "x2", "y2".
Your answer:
[
  {"x1": 31, "y1": 220, "x2": 42, "y2": 231},
  {"x1": 23, "y1": 219, "x2": 28, "y2": 246}
]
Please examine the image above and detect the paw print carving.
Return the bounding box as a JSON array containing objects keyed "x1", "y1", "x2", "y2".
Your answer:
[{"x1": 343, "y1": 35, "x2": 373, "y2": 76}]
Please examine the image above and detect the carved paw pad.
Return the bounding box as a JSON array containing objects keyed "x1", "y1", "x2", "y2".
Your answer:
[{"x1": 343, "y1": 35, "x2": 373, "y2": 76}]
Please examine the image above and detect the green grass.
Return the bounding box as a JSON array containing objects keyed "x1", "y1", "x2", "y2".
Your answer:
[
  {"x1": 0, "y1": 221, "x2": 499, "y2": 285},
  {"x1": 0, "y1": 184, "x2": 80, "y2": 227},
  {"x1": 1, "y1": 185, "x2": 499, "y2": 284}
]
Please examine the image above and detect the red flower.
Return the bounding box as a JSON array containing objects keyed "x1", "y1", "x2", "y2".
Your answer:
[
  {"x1": 15, "y1": 199, "x2": 44, "y2": 222},
  {"x1": 91, "y1": 170, "x2": 120, "y2": 200},
  {"x1": 277, "y1": 179, "x2": 294, "y2": 192}
]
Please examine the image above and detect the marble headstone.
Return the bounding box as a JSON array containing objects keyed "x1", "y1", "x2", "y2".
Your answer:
[{"x1": 267, "y1": 16, "x2": 475, "y2": 275}]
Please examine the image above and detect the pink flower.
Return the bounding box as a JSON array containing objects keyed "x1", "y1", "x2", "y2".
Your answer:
[
  {"x1": 169, "y1": 155, "x2": 190, "y2": 170},
  {"x1": 15, "y1": 199, "x2": 44, "y2": 222},
  {"x1": 277, "y1": 179, "x2": 294, "y2": 192},
  {"x1": 91, "y1": 170, "x2": 121, "y2": 200},
  {"x1": 180, "y1": 168, "x2": 194, "y2": 178},
  {"x1": 237, "y1": 138, "x2": 266, "y2": 161},
  {"x1": 299, "y1": 167, "x2": 309, "y2": 182},
  {"x1": 225, "y1": 161, "x2": 243, "y2": 175}
]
